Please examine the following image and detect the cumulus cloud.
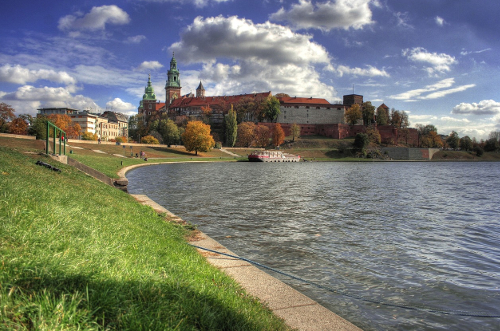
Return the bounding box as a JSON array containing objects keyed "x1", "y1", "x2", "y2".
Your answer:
[
  {"x1": 106, "y1": 98, "x2": 136, "y2": 112},
  {"x1": 270, "y1": 0, "x2": 374, "y2": 31},
  {"x1": 170, "y1": 16, "x2": 331, "y2": 66},
  {"x1": 169, "y1": 15, "x2": 337, "y2": 100},
  {"x1": 336, "y1": 65, "x2": 389, "y2": 77},
  {"x1": 0, "y1": 85, "x2": 99, "y2": 116},
  {"x1": 403, "y1": 47, "x2": 456, "y2": 75},
  {"x1": 58, "y1": 5, "x2": 130, "y2": 31},
  {"x1": 126, "y1": 35, "x2": 147, "y2": 43},
  {"x1": 0, "y1": 64, "x2": 76, "y2": 85},
  {"x1": 135, "y1": 61, "x2": 164, "y2": 71},
  {"x1": 452, "y1": 100, "x2": 500, "y2": 115},
  {"x1": 390, "y1": 78, "x2": 475, "y2": 101},
  {"x1": 73, "y1": 65, "x2": 143, "y2": 87}
]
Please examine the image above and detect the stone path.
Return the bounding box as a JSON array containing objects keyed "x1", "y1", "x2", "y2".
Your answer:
[{"x1": 219, "y1": 148, "x2": 241, "y2": 157}]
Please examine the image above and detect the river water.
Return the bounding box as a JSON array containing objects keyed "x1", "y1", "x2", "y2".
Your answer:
[{"x1": 127, "y1": 162, "x2": 500, "y2": 330}]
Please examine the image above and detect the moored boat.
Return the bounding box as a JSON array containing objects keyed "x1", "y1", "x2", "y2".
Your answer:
[{"x1": 248, "y1": 150, "x2": 301, "y2": 162}]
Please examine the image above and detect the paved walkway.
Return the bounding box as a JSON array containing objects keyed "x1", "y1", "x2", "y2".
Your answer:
[
  {"x1": 219, "y1": 148, "x2": 241, "y2": 157},
  {"x1": 131, "y1": 193, "x2": 362, "y2": 331}
]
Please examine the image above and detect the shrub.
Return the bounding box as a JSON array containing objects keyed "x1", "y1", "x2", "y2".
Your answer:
[
  {"x1": 141, "y1": 135, "x2": 160, "y2": 144},
  {"x1": 81, "y1": 132, "x2": 98, "y2": 141}
]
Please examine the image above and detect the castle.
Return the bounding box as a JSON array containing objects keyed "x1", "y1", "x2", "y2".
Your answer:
[{"x1": 138, "y1": 54, "x2": 418, "y2": 145}]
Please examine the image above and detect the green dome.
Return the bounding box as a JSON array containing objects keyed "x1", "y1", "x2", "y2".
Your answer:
[{"x1": 142, "y1": 74, "x2": 157, "y2": 101}]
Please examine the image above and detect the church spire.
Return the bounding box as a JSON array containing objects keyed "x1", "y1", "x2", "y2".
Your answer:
[{"x1": 165, "y1": 52, "x2": 181, "y2": 105}]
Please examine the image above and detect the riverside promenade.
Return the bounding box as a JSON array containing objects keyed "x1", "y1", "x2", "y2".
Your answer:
[{"x1": 122, "y1": 165, "x2": 362, "y2": 331}]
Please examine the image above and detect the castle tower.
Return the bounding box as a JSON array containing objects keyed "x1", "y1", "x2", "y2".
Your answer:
[
  {"x1": 196, "y1": 81, "x2": 205, "y2": 98},
  {"x1": 138, "y1": 74, "x2": 157, "y2": 116},
  {"x1": 165, "y1": 52, "x2": 181, "y2": 106}
]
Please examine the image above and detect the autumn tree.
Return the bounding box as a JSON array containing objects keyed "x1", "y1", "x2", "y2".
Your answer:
[
  {"x1": 376, "y1": 106, "x2": 389, "y2": 125},
  {"x1": 47, "y1": 114, "x2": 71, "y2": 132},
  {"x1": 420, "y1": 131, "x2": 443, "y2": 148},
  {"x1": 65, "y1": 122, "x2": 82, "y2": 139},
  {"x1": 182, "y1": 121, "x2": 215, "y2": 155},
  {"x1": 236, "y1": 122, "x2": 256, "y2": 147},
  {"x1": 81, "y1": 132, "x2": 98, "y2": 140},
  {"x1": 263, "y1": 96, "x2": 281, "y2": 123},
  {"x1": 365, "y1": 125, "x2": 381, "y2": 144},
  {"x1": 0, "y1": 103, "x2": 16, "y2": 132},
  {"x1": 9, "y1": 117, "x2": 28, "y2": 135},
  {"x1": 362, "y1": 101, "x2": 375, "y2": 126},
  {"x1": 274, "y1": 93, "x2": 290, "y2": 98},
  {"x1": 224, "y1": 105, "x2": 237, "y2": 147},
  {"x1": 291, "y1": 123, "x2": 301, "y2": 142},
  {"x1": 344, "y1": 104, "x2": 362, "y2": 125},
  {"x1": 272, "y1": 123, "x2": 285, "y2": 147},
  {"x1": 200, "y1": 105, "x2": 212, "y2": 124},
  {"x1": 389, "y1": 109, "x2": 401, "y2": 127},
  {"x1": 254, "y1": 125, "x2": 270, "y2": 148}
]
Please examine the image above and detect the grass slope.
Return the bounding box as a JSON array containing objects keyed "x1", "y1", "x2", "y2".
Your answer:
[{"x1": 0, "y1": 146, "x2": 289, "y2": 330}]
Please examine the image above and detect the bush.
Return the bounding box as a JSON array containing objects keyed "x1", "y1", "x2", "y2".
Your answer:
[
  {"x1": 354, "y1": 133, "x2": 369, "y2": 150},
  {"x1": 215, "y1": 141, "x2": 222, "y2": 149},
  {"x1": 81, "y1": 132, "x2": 98, "y2": 141},
  {"x1": 474, "y1": 146, "x2": 484, "y2": 157},
  {"x1": 115, "y1": 136, "x2": 127, "y2": 143},
  {"x1": 141, "y1": 135, "x2": 159, "y2": 144}
]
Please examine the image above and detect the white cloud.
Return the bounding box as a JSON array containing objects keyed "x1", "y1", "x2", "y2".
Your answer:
[
  {"x1": 73, "y1": 65, "x2": 143, "y2": 86},
  {"x1": 106, "y1": 98, "x2": 136, "y2": 112},
  {"x1": 126, "y1": 35, "x2": 147, "y2": 44},
  {"x1": 138, "y1": 0, "x2": 231, "y2": 8},
  {"x1": 270, "y1": 0, "x2": 374, "y2": 31},
  {"x1": 440, "y1": 116, "x2": 470, "y2": 123},
  {"x1": 390, "y1": 78, "x2": 475, "y2": 101},
  {"x1": 0, "y1": 85, "x2": 99, "y2": 116},
  {"x1": 135, "y1": 61, "x2": 164, "y2": 71},
  {"x1": 403, "y1": 47, "x2": 456, "y2": 75},
  {"x1": 0, "y1": 64, "x2": 76, "y2": 85},
  {"x1": 171, "y1": 16, "x2": 331, "y2": 66},
  {"x1": 169, "y1": 15, "x2": 337, "y2": 100},
  {"x1": 336, "y1": 65, "x2": 389, "y2": 77},
  {"x1": 460, "y1": 48, "x2": 492, "y2": 56},
  {"x1": 435, "y1": 16, "x2": 445, "y2": 26},
  {"x1": 58, "y1": 5, "x2": 130, "y2": 31},
  {"x1": 452, "y1": 100, "x2": 500, "y2": 115}
]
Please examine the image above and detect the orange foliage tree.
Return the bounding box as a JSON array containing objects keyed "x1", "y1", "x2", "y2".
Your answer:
[
  {"x1": 9, "y1": 117, "x2": 28, "y2": 135},
  {"x1": 254, "y1": 125, "x2": 270, "y2": 148},
  {"x1": 272, "y1": 123, "x2": 285, "y2": 147},
  {"x1": 182, "y1": 121, "x2": 215, "y2": 155},
  {"x1": 236, "y1": 122, "x2": 256, "y2": 147}
]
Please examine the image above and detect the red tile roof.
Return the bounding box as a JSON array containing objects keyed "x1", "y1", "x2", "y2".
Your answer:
[
  {"x1": 169, "y1": 92, "x2": 271, "y2": 109},
  {"x1": 278, "y1": 96, "x2": 332, "y2": 105}
]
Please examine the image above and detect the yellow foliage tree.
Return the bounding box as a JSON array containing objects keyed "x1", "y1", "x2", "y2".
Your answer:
[
  {"x1": 182, "y1": 121, "x2": 215, "y2": 155},
  {"x1": 344, "y1": 104, "x2": 362, "y2": 125},
  {"x1": 272, "y1": 123, "x2": 285, "y2": 147}
]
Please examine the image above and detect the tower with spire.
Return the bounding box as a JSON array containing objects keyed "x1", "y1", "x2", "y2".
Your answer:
[
  {"x1": 138, "y1": 74, "x2": 158, "y2": 116},
  {"x1": 165, "y1": 52, "x2": 181, "y2": 106},
  {"x1": 196, "y1": 81, "x2": 205, "y2": 98}
]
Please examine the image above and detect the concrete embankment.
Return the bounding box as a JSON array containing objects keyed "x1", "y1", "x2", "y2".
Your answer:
[{"x1": 123, "y1": 163, "x2": 362, "y2": 331}]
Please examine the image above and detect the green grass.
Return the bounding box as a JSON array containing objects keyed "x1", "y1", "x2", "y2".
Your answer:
[{"x1": 0, "y1": 146, "x2": 290, "y2": 330}]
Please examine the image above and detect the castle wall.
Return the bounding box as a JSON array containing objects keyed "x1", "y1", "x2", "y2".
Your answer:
[{"x1": 277, "y1": 105, "x2": 345, "y2": 125}]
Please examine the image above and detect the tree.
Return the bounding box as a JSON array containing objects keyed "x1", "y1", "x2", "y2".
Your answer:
[
  {"x1": 236, "y1": 122, "x2": 256, "y2": 147},
  {"x1": 421, "y1": 131, "x2": 443, "y2": 148},
  {"x1": 158, "y1": 118, "x2": 180, "y2": 146},
  {"x1": 263, "y1": 96, "x2": 281, "y2": 122},
  {"x1": 182, "y1": 121, "x2": 215, "y2": 155},
  {"x1": 460, "y1": 136, "x2": 472, "y2": 151},
  {"x1": 200, "y1": 105, "x2": 212, "y2": 124},
  {"x1": 47, "y1": 114, "x2": 72, "y2": 132},
  {"x1": 29, "y1": 115, "x2": 48, "y2": 139},
  {"x1": 344, "y1": 104, "x2": 362, "y2": 125},
  {"x1": 274, "y1": 93, "x2": 290, "y2": 98},
  {"x1": 224, "y1": 105, "x2": 237, "y2": 147},
  {"x1": 65, "y1": 122, "x2": 82, "y2": 139},
  {"x1": 376, "y1": 106, "x2": 389, "y2": 125},
  {"x1": 362, "y1": 101, "x2": 375, "y2": 126},
  {"x1": 390, "y1": 109, "x2": 402, "y2": 128},
  {"x1": 141, "y1": 135, "x2": 160, "y2": 144},
  {"x1": 254, "y1": 125, "x2": 270, "y2": 148},
  {"x1": 365, "y1": 125, "x2": 381, "y2": 144},
  {"x1": 272, "y1": 123, "x2": 285, "y2": 147},
  {"x1": 354, "y1": 133, "x2": 369, "y2": 151},
  {"x1": 0, "y1": 103, "x2": 16, "y2": 132},
  {"x1": 291, "y1": 123, "x2": 301, "y2": 142},
  {"x1": 484, "y1": 137, "x2": 499, "y2": 152},
  {"x1": 446, "y1": 131, "x2": 460, "y2": 149},
  {"x1": 9, "y1": 117, "x2": 28, "y2": 135},
  {"x1": 416, "y1": 124, "x2": 438, "y2": 136}
]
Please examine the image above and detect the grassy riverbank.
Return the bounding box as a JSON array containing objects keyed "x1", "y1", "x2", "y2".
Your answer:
[{"x1": 0, "y1": 143, "x2": 290, "y2": 330}]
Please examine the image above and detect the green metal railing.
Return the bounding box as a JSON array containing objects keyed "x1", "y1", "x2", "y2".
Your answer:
[{"x1": 46, "y1": 120, "x2": 66, "y2": 155}]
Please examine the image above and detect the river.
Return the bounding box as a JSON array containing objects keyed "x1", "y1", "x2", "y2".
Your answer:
[{"x1": 127, "y1": 161, "x2": 500, "y2": 330}]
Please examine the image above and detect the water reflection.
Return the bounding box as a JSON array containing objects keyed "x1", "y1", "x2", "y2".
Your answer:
[{"x1": 127, "y1": 162, "x2": 500, "y2": 331}]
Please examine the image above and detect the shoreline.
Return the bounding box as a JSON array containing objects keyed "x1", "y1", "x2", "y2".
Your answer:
[{"x1": 123, "y1": 163, "x2": 362, "y2": 331}]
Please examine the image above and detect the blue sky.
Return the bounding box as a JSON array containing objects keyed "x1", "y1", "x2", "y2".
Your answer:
[{"x1": 1, "y1": 0, "x2": 499, "y2": 140}]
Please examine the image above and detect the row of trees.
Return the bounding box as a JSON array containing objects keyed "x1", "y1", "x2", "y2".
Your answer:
[{"x1": 344, "y1": 102, "x2": 409, "y2": 128}]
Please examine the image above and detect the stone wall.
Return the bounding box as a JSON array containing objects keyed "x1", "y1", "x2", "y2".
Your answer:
[
  {"x1": 381, "y1": 147, "x2": 440, "y2": 160},
  {"x1": 67, "y1": 157, "x2": 115, "y2": 187},
  {"x1": 277, "y1": 105, "x2": 345, "y2": 125}
]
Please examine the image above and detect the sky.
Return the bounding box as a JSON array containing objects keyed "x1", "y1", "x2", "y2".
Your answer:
[{"x1": 1, "y1": 0, "x2": 499, "y2": 140}]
